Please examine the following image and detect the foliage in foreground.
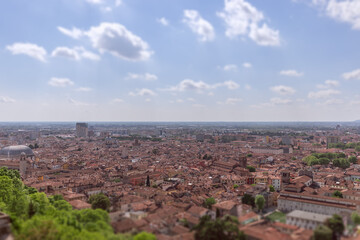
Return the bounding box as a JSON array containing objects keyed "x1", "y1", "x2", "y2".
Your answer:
[
  {"x1": 312, "y1": 214, "x2": 344, "y2": 240},
  {"x1": 0, "y1": 167, "x2": 156, "y2": 240},
  {"x1": 192, "y1": 215, "x2": 246, "y2": 240}
]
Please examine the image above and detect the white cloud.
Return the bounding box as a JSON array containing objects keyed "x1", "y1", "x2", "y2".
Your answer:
[
  {"x1": 68, "y1": 98, "x2": 90, "y2": 106},
  {"x1": 223, "y1": 64, "x2": 238, "y2": 71},
  {"x1": 115, "y1": 0, "x2": 122, "y2": 7},
  {"x1": 343, "y1": 68, "x2": 360, "y2": 80},
  {"x1": 248, "y1": 23, "x2": 280, "y2": 46},
  {"x1": 222, "y1": 80, "x2": 240, "y2": 90},
  {"x1": 0, "y1": 96, "x2": 16, "y2": 103},
  {"x1": 270, "y1": 85, "x2": 296, "y2": 95},
  {"x1": 52, "y1": 47, "x2": 79, "y2": 60},
  {"x1": 317, "y1": 80, "x2": 339, "y2": 88},
  {"x1": 279, "y1": 69, "x2": 304, "y2": 77},
  {"x1": 51, "y1": 46, "x2": 100, "y2": 61},
  {"x1": 86, "y1": 0, "x2": 104, "y2": 4},
  {"x1": 326, "y1": 0, "x2": 360, "y2": 30},
  {"x1": 225, "y1": 98, "x2": 242, "y2": 104},
  {"x1": 217, "y1": 0, "x2": 280, "y2": 46},
  {"x1": 76, "y1": 87, "x2": 92, "y2": 92},
  {"x1": 251, "y1": 97, "x2": 293, "y2": 108},
  {"x1": 245, "y1": 84, "x2": 252, "y2": 90},
  {"x1": 157, "y1": 17, "x2": 169, "y2": 26},
  {"x1": 320, "y1": 98, "x2": 344, "y2": 105},
  {"x1": 112, "y1": 98, "x2": 124, "y2": 103},
  {"x1": 324, "y1": 79, "x2": 339, "y2": 87},
  {"x1": 183, "y1": 10, "x2": 215, "y2": 42},
  {"x1": 102, "y1": 6, "x2": 112, "y2": 12},
  {"x1": 308, "y1": 89, "x2": 341, "y2": 99},
  {"x1": 129, "y1": 88, "x2": 157, "y2": 97},
  {"x1": 126, "y1": 73, "x2": 158, "y2": 81},
  {"x1": 166, "y1": 79, "x2": 213, "y2": 92},
  {"x1": 165, "y1": 79, "x2": 240, "y2": 92},
  {"x1": 57, "y1": 26, "x2": 83, "y2": 39},
  {"x1": 297, "y1": 0, "x2": 360, "y2": 30},
  {"x1": 59, "y1": 23, "x2": 153, "y2": 61},
  {"x1": 270, "y1": 97, "x2": 293, "y2": 105},
  {"x1": 6, "y1": 43, "x2": 47, "y2": 62},
  {"x1": 85, "y1": 22, "x2": 153, "y2": 61},
  {"x1": 243, "y1": 62, "x2": 252, "y2": 68},
  {"x1": 48, "y1": 78, "x2": 74, "y2": 87}
]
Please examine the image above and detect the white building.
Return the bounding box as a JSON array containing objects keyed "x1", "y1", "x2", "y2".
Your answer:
[
  {"x1": 286, "y1": 210, "x2": 330, "y2": 230},
  {"x1": 278, "y1": 191, "x2": 360, "y2": 215},
  {"x1": 271, "y1": 177, "x2": 281, "y2": 191}
]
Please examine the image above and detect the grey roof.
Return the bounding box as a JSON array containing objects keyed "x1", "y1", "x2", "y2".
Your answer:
[
  {"x1": 0, "y1": 145, "x2": 34, "y2": 158},
  {"x1": 286, "y1": 210, "x2": 330, "y2": 222}
]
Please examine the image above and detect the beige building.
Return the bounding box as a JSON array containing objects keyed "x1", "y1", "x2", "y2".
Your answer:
[
  {"x1": 278, "y1": 191, "x2": 360, "y2": 215},
  {"x1": 286, "y1": 210, "x2": 330, "y2": 230}
]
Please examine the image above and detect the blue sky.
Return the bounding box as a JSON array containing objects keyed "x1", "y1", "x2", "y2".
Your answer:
[{"x1": 1, "y1": 0, "x2": 360, "y2": 121}]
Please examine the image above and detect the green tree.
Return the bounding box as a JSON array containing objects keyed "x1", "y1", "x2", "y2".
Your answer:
[
  {"x1": 146, "y1": 175, "x2": 150, "y2": 187},
  {"x1": 193, "y1": 215, "x2": 246, "y2": 240},
  {"x1": 48, "y1": 194, "x2": 64, "y2": 204},
  {"x1": 0, "y1": 167, "x2": 155, "y2": 240},
  {"x1": 351, "y1": 212, "x2": 360, "y2": 225},
  {"x1": 30, "y1": 192, "x2": 51, "y2": 215},
  {"x1": 241, "y1": 194, "x2": 255, "y2": 208},
  {"x1": 269, "y1": 185, "x2": 275, "y2": 192},
  {"x1": 312, "y1": 225, "x2": 332, "y2": 240},
  {"x1": 24, "y1": 186, "x2": 38, "y2": 195},
  {"x1": 332, "y1": 191, "x2": 343, "y2": 198},
  {"x1": 333, "y1": 158, "x2": 350, "y2": 169},
  {"x1": 348, "y1": 156, "x2": 357, "y2": 164},
  {"x1": 0, "y1": 167, "x2": 21, "y2": 180},
  {"x1": 303, "y1": 155, "x2": 318, "y2": 166},
  {"x1": 204, "y1": 197, "x2": 216, "y2": 209},
  {"x1": 52, "y1": 200, "x2": 72, "y2": 211},
  {"x1": 89, "y1": 193, "x2": 110, "y2": 211},
  {"x1": 319, "y1": 157, "x2": 330, "y2": 165},
  {"x1": 233, "y1": 184, "x2": 239, "y2": 189},
  {"x1": 133, "y1": 232, "x2": 157, "y2": 240},
  {"x1": 246, "y1": 166, "x2": 256, "y2": 172},
  {"x1": 0, "y1": 175, "x2": 28, "y2": 218},
  {"x1": 15, "y1": 215, "x2": 60, "y2": 240},
  {"x1": 255, "y1": 195, "x2": 265, "y2": 213},
  {"x1": 325, "y1": 214, "x2": 344, "y2": 240}
]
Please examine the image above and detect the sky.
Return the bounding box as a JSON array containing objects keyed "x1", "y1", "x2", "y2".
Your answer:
[{"x1": 1, "y1": 0, "x2": 360, "y2": 122}]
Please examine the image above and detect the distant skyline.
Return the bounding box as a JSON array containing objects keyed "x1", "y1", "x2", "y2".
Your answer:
[{"x1": 1, "y1": 0, "x2": 360, "y2": 121}]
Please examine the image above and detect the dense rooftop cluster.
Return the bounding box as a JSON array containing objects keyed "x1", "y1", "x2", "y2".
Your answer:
[{"x1": 1, "y1": 122, "x2": 360, "y2": 239}]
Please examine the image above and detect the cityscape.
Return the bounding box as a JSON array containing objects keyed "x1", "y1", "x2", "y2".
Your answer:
[
  {"x1": 1, "y1": 121, "x2": 360, "y2": 239},
  {"x1": 1, "y1": 0, "x2": 360, "y2": 239}
]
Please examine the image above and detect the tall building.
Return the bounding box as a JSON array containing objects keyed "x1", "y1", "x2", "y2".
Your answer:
[{"x1": 76, "y1": 123, "x2": 88, "y2": 138}]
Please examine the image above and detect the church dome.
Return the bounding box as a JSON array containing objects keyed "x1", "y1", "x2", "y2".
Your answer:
[{"x1": 0, "y1": 145, "x2": 34, "y2": 158}]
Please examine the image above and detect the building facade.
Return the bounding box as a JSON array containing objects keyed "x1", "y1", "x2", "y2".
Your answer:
[{"x1": 76, "y1": 123, "x2": 88, "y2": 138}]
